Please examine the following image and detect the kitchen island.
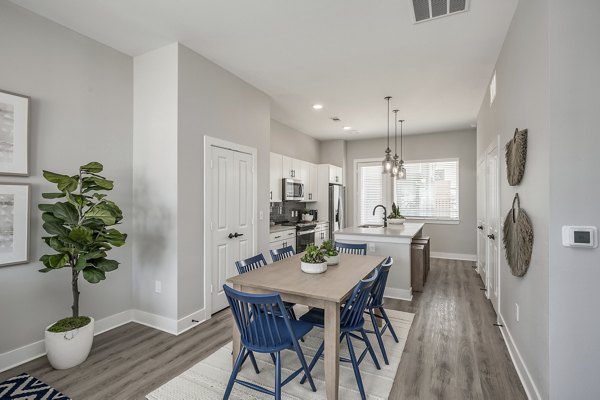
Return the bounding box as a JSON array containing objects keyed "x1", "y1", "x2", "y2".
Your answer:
[{"x1": 334, "y1": 222, "x2": 424, "y2": 300}]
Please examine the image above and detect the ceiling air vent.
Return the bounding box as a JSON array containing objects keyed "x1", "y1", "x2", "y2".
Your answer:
[{"x1": 411, "y1": 0, "x2": 469, "y2": 23}]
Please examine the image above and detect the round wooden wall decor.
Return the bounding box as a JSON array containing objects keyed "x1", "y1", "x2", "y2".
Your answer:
[
  {"x1": 503, "y1": 193, "x2": 534, "y2": 277},
  {"x1": 505, "y1": 128, "x2": 528, "y2": 186}
]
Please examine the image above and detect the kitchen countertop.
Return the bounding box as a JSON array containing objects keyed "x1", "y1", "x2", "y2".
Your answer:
[
  {"x1": 269, "y1": 220, "x2": 329, "y2": 233},
  {"x1": 335, "y1": 222, "x2": 424, "y2": 238}
]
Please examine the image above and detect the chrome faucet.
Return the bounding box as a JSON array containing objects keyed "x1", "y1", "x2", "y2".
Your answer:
[{"x1": 372, "y1": 205, "x2": 387, "y2": 227}]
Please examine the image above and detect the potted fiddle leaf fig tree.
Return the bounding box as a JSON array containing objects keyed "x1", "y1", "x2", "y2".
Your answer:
[
  {"x1": 300, "y1": 244, "x2": 327, "y2": 274},
  {"x1": 320, "y1": 240, "x2": 339, "y2": 266},
  {"x1": 38, "y1": 162, "x2": 127, "y2": 369}
]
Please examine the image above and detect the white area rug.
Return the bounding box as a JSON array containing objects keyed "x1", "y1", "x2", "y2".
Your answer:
[{"x1": 147, "y1": 308, "x2": 414, "y2": 400}]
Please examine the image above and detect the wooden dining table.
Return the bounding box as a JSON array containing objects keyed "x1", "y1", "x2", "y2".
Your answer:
[{"x1": 226, "y1": 252, "x2": 386, "y2": 400}]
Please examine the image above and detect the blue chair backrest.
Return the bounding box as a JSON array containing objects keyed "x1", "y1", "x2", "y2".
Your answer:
[
  {"x1": 335, "y1": 242, "x2": 367, "y2": 255},
  {"x1": 270, "y1": 245, "x2": 295, "y2": 262},
  {"x1": 340, "y1": 269, "x2": 378, "y2": 329},
  {"x1": 224, "y1": 285, "x2": 294, "y2": 350},
  {"x1": 368, "y1": 257, "x2": 393, "y2": 308},
  {"x1": 235, "y1": 253, "x2": 267, "y2": 274}
]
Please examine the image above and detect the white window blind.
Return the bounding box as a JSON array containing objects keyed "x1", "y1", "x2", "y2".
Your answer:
[
  {"x1": 357, "y1": 162, "x2": 385, "y2": 225},
  {"x1": 394, "y1": 159, "x2": 459, "y2": 221}
]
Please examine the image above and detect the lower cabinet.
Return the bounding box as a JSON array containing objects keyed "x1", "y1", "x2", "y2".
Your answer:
[
  {"x1": 314, "y1": 223, "x2": 330, "y2": 247},
  {"x1": 269, "y1": 238, "x2": 296, "y2": 254}
]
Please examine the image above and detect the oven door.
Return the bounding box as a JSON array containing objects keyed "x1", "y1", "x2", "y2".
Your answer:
[
  {"x1": 296, "y1": 229, "x2": 315, "y2": 252},
  {"x1": 283, "y1": 179, "x2": 304, "y2": 201}
]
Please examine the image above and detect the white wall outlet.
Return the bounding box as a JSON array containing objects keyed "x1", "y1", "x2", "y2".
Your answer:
[
  {"x1": 259, "y1": 211, "x2": 264, "y2": 220},
  {"x1": 155, "y1": 280, "x2": 162, "y2": 294},
  {"x1": 515, "y1": 303, "x2": 520, "y2": 322}
]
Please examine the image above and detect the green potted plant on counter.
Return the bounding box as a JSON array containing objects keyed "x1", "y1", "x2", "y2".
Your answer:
[
  {"x1": 300, "y1": 244, "x2": 327, "y2": 274},
  {"x1": 320, "y1": 240, "x2": 339, "y2": 266},
  {"x1": 387, "y1": 202, "x2": 406, "y2": 225},
  {"x1": 39, "y1": 162, "x2": 127, "y2": 369}
]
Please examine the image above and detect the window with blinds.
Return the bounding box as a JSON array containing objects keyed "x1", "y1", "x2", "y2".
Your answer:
[
  {"x1": 394, "y1": 159, "x2": 459, "y2": 221},
  {"x1": 357, "y1": 162, "x2": 386, "y2": 225}
]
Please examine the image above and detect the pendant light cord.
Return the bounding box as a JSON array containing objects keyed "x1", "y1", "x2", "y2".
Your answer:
[
  {"x1": 400, "y1": 119, "x2": 404, "y2": 161},
  {"x1": 393, "y1": 110, "x2": 399, "y2": 155},
  {"x1": 385, "y1": 96, "x2": 391, "y2": 151}
]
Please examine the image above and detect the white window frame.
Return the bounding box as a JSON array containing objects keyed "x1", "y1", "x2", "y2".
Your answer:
[
  {"x1": 393, "y1": 157, "x2": 460, "y2": 225},
  {"x1": 354, "y1": 159, "x2": 391, "y2": 226}
]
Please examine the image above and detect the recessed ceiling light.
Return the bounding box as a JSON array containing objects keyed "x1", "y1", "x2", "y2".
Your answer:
[
  {"x1": 312, "y1": 104, "x2": 323, "y2": 110},
  {"x1": 343, "y1": 126, "x2": 352, "y2": 130}
]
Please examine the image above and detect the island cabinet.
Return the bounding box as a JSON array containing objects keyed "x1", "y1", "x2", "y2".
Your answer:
[{"x1": 334, "y1": 223, "x2": 424, "y2": 301}]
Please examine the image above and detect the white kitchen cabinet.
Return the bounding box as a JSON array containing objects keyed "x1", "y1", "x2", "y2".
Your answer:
[
  {"x1": 268, "y1": 237, "x2": 296, "y2": 255},
  {"x1": 307, "y1": 163, "x2": 318, "y2": 202},
  {"x1": 281, "y1": 155, "x2": 304, "y2": 179},
  {"x1": 270, "y1": 152, "x2": 283, "y2": 202},
  {"x1": 314, "y1": 222, "x2": 330, "y2": 247},
  {"x1": 329, "y1": 165, "x2": 343, "y2": 185}
]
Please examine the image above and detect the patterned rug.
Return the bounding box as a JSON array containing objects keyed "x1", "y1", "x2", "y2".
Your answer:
[
  {"x1": 147, "y1": 308, "x2": 414, "y2": 400},
  {"x1": 0, "y1": 373, "x2": 70, "y2": 400}
]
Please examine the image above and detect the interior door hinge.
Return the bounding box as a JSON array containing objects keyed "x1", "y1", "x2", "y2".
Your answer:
[
  {"x1": 210, "y1": 221, "x2": 214, "y2": 231},
  {"x1": 210, "y1": 160, "x2": 214, "y2": 169}
]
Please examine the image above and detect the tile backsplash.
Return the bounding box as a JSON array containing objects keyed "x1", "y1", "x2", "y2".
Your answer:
[{"x1": 270, "y1": 201, "x2": 317, "y2": 224}]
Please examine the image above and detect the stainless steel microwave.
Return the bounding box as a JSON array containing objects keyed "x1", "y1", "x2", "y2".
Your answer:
[{"x1": 283, "y1": 178, "x2": 304, "y2": 201}]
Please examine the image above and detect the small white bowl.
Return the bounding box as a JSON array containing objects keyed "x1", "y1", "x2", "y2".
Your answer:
[
  {"x1": 387, "y1": 218, "x2": 405, "y2": 225},
  {"x1": 301, "y1": 261, "x2": 327, "y2": 274}
]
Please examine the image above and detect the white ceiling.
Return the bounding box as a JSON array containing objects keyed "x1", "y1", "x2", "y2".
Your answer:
[{"x1": 10, "y1": 0, "x2": 517, "y2": 140}]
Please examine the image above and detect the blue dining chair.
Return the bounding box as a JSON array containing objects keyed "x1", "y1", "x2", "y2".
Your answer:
[
  {"x1": 299, "y1": 270, "x2": 381, "y2": 400},
  {"x1": 223, "y1": 285, "x2": 317, "y2": 400},
  {"x1": 235, "y1": 253, "x2": 298, "y2": 321},
  {"x1": 335, "y1": 241, "x2": 367, "y2": 255},
  {"x1": 269, "y1": 245, "x2": 295, "y2": 262},
  {"x1": 365, "y1": 257, "x2": 399, "y2": 365}
]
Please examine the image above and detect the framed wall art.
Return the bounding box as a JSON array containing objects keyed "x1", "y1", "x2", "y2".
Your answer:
[
  {"x1": 0, "y1": 183, "x2": 30, "y2": 266},
  {"x1": 0, "y1": 90, "x2": 30, "y2": 175}
]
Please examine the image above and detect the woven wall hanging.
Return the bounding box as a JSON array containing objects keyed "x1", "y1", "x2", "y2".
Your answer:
[
  {"x1": 505, "y1": 128, "x2": 528, "y2": 186},
  {"x1": 503, "y1": 193, "x2": 534, "y2": 277}
]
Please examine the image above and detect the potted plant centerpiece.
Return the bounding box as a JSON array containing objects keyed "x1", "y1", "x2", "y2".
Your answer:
[
  {"x1": 387, "y1": 202, "x2": 406, "y2": 225},
  {"x1": 38, "y1": 162, "x2": 127, "y2": 369},
  {"x1": 300, "y1": 244, "x2": 327, "y2": 274},
  {"x1": 320, "y1": 240, "x2": 339, "y2": 266}
]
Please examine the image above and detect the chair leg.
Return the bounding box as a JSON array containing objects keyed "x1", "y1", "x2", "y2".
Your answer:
[
  {"x1": 292, "y1": 339, "x2": 317, "y2": 392},
  {"x1": 380, "y1": 307, "x2": 399, "y2": 343},
  {"x1": 288, "y1": 307, "x2": 297, "y2": 320},
  {"x1": 270, "y1": 353, "x2": 277, "y2": 365},
  {"x1": 300, "y1": 341, "x2": 324, "y2": 384},
  {"x1": 360, "y1": 328, "x2": 381, "y2": 370},
  {"x1": 247, "y1": 351, "x2": 260, "y2": 374},
  {"x1": 275, "y1": 351, "x2": 282, "y2": 400},
  {"x1": 224, "y1": 346, "x2": 246, "y2": 400},
  {"x1": 369, "y1": 310, "x2": 389, "y2": 365},
  {"x1": 346, "y1": 333, "x2": 366, "y2": 400}
]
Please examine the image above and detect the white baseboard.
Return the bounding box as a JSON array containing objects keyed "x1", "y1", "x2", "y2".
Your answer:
[
  {"x1": 132, "y1": 309, "x2": 178, "y2": 335},
  {"x1": 431, "y1": 252, "x2": 477, "y2": 262},
  {"x1": 94, "y1": 310, "x2": 134, "y2": 335},
  {"x1": 384, "y1": 287, "x2": 413, "y2": 302},
  {"x1": 176, "y1": 308, "x2": 207, "y2": 335},
  {"x1": 498, "y1": 313, "x2": 542, "y2": 400}
]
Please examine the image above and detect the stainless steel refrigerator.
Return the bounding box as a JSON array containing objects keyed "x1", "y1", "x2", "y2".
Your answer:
[{"x1": 328, "y1": 184, "x2": 346, "y2": 238}]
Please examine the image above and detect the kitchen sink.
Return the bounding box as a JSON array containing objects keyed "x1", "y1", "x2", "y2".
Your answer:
[{"x1": 358, "y1": 224, "x2": 384, "y2": 228}]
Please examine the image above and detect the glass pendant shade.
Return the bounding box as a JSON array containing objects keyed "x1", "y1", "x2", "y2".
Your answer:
[
  {"x1": 396, "y1": 161, "x2": 407, "y2": 180},
  {"x1": 382, "y1": 151, "x2": 393, "y2": 172},
  {"x1": 391, "y1": 155, "x2": 400, "y2": 176}
]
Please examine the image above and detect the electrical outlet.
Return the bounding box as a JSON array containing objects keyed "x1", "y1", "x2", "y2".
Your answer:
[
  {"x1": 259, "y1": 211, "x2": 264, "y2": 220},
  {"x1": 155, "y1": 280, "x2": 162, "y2": 294},
  {"x1": 515, "y1": 303, "x2": 519, "y2": 322}
]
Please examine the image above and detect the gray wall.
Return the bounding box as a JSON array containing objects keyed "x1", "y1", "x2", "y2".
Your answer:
[
  {"x1": 177, "y1": 44, "x2": 271, "y2": 318},
  {"x1": 319, "y1": 139, "x2": 347, "y2": 183},
  {"x1": 345, "y1": 130, "x2": 477, "y2": 256},
  {"x1": 476, "y1": 0, "x2": 549, "y2": 396},
  {"x1": 270, "y1": 120, "x2": 320, "y2": 164},
  {"x1": 548, "y1": 0, "x2": 600, "y2": 397},
  {"x1": 0, "y1": 3, "x2": 133, "y2": 354}
]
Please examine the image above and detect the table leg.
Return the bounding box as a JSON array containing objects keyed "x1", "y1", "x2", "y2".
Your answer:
[
  {"x1": 232, "y1": 284, "x2": 241, "y2": 368},
  {"x1": 324, "y1": 301, "x2": 340, "y2": 400},
  {"x1": 375, "y1": 307, "x2": 384, "y2": 328}
]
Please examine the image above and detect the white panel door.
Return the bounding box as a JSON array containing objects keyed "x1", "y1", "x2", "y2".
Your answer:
[
  {"x1": 486, "y1": 139, "x2": 500, "y2": 314},
  {"x1": 211, "y1": 146, "x2": 255, "y2": 314},
  {"x1": 477, "y1": 157, "x2": 487, "y2": 284}
]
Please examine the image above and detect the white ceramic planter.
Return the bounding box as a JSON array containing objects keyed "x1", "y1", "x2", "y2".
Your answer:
[
  {"x1": 45, "y1": 317, "x2": 94, "y2": 370},
  {"x1": 301, "y1": 261, "x2": 328, "y2": 274},
  {"x1": 324, "y1": 254, "x2": 339, "y2": 266},
  {"x1": 302, "y1": 214, "x2": 314, "y2": 221},
  {"x1": 387, "y1": 218, "x2": 405, "y2": 225}
]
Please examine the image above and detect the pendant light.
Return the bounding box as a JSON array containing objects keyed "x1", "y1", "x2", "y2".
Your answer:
[
  {"x1": 381, "y1": 96, "x2": 394, "y2": 173},
  {"x1": 391, "y1": 109, "x2": 400, "y2": 176},
  {"x1": 396, "y1": 119, "x2": 407, "y2": 180}
]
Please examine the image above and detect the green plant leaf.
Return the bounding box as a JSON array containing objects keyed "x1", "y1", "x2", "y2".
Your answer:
[
  {"x1": 42, "y1": 192, "x2": 66, "y2": 199},
  {"x1": 42, "y1": 221, "x2": 69, "y2": 236},
  {"x1": 84, "y1": 250, "x2": 107, "y2": 260},
  {"x1": 80, "y1": 162, "x2": 104, "y2": 173},
  {"x1": 82, "y1": 267, "x2": 106, "y2": 283},
  {"x1": 52, "y1": 202, "x2": 79, "y2": 225},
  {"x1": 42, "y1": 212, "x2": 62, "y2": 224},
  {"x1": 38, "y1": 204, "x2": 54, "y2": 212},
  {"x1": 49, "y1": 253, "x2": 69, "y2": 269},
  {"x1": 81, "y1": 177, "x2": 114, "y2": 192},
  {"x1": 38, "y1": 268, "x2": 52, "y2": 273},
  {"x1": 43, "y1": 170, "x2": 69, "y2": 184},
  {"x1": 74, "y1": 256, "x2": 88, "y2": 272},
  {"x1": 94, "y1": 258, "x2": 119, "y2": 272},
  {"x1": 57, "y1": 177, "x2": 79, "y2": 193},
  {"x1": 69, "y1": 226, "x2": 93, "y2": 244},
  {"x1": 84, "y1": 208, "x2": 116, "y2": 225},
  {"x1": 102, "y1": 229, "x2": 127, "y2": 247}
]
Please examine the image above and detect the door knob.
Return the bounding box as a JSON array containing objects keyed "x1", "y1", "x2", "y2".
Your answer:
[
  {"x1": 477, "y1": 225, "x2": 483, "y2": 230},
  {"x1": 487, "y1": 234, "x2": 495, "y2": 240},
  {"x1": 234, "y1": 232, "x2": 244, "y2": 238},
  {"x1": 228, "y1": 233, "x2": 235, "y2": 239}
]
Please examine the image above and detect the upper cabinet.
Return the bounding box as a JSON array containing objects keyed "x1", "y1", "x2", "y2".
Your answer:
[
  {"x1": 328, "y1": 164, "x2": 343, "y2": 185},
  {"x1": 270, "y1": 153, "x2": 283, "y2": 202},
  {"x1": 281, "y1": 155, "x2": 305, "y2": 179},
  {"x1": 306, "y1": 163, "x2": 318, "y2": 201}
]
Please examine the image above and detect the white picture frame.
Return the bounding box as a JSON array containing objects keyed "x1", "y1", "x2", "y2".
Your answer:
[
  {"x1": 0, "y1": 90, "x2": 30, "y2": 176},
  {"x1": 0, "y1": 183, "x2": 30, "y2": 266}
]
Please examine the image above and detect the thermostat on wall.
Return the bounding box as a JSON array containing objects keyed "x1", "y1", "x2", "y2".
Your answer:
[{"x1": 562, "y1": 226, "x2": 598, "y2": 248}]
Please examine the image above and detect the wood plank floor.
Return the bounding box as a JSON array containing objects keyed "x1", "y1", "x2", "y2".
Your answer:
[{"x1": 0, "y1": 258, "x2": 526, "y2": 399}]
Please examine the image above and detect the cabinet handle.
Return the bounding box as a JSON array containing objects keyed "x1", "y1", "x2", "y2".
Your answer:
[
  {"x1": 487, "y1": 234, "x2": 495, "y2": 240},
  {"x1": 270, "y1": 191, "x2": 272, "y2": 200},
  {"x1": 477, "y1": 225, "x2": 483, "y2": 230},
  {"x1": 274, "y1": 235, "x2": 281, "y2": 239}
]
